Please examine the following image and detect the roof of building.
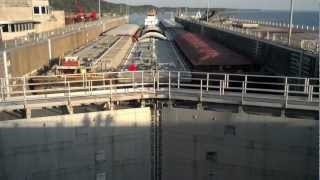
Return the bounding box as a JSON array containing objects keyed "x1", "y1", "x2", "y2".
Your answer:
[
  {"x1": 0, "y1": 20, "x2": 40, "y2": 25},
  {"x1": 174, "y1": 31, "x2": 252, "y2": 66},
  {"x1": 106, "y1": 24, "x2": 140, "y2": 36}
]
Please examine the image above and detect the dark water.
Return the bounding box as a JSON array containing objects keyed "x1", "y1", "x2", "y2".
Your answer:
[{"x1": 223, "y1": 10, "x2": 319, "y2": 27}]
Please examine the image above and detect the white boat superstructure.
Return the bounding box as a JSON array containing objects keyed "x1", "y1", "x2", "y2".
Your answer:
[{"x1": 144, "y1": 9, "x2": 159, "y2": 27}]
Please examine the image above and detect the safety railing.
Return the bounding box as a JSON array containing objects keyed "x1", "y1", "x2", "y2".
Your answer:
[
  {"x1": 229, "y1": 17, "x2": 319, "y2": 33},
  {"x1": 0, "y1": 71, "x2": 318, "y2": 110}
]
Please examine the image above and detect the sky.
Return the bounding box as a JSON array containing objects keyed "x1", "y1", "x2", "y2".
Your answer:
[{"x1": 106, "y1": 0, "x2": 320, "y2": 11}]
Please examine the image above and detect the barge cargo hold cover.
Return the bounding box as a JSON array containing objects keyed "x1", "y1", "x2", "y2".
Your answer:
[{"x1": 174, "y1": 30, "x2": 254, "y2": 72}]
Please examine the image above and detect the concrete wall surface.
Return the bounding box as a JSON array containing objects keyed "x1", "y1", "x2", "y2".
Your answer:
[
  {"x1": 161, "y1": 107, "x2": 318, "y2": 180},
  {"x1": 0, "y1": 107, "x2": 151, "y2": 180}
]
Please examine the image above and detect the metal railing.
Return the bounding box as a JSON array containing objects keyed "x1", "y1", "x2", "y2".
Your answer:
[
  {"x1": 229, "y1": 18, "x2": 319, "y2": 33},
  {"x1": 0, "y1": 71, "x2": 318, "y2": 110},
  {"x1": 0, "y1": 17, "x2": 126, "y2": 50}
]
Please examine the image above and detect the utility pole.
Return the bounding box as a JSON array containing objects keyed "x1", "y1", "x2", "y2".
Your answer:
[
  {"x1": 288, "y1": 0, "x2": 294, "y2": 45},
  {"x1": 206, "y1": 0, "x2": 210, "y2": 22},
  {"x1": 98, "y1": 0, "x2": 101, "y2": 18}
]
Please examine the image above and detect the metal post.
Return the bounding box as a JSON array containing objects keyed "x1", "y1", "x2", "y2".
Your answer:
[
  {"x1": 206, "y1": 0, "x2": 210, "y2": 22},
  {"x1": 284, "y1": 77, "x2": 288, "y2": 96},
  {"x1": 200, "y1": 80, "x2": 203, "y2": 102},
  {"x1": 0, "y1": 79, "x2": 3, "y2": 101},
  {"x1": 68, "y1": 81, "x2": 71, "y2": 102},
  {"x1": 153, "y1": 71, "x2": 156, "y2": 93},
  {"x1": 288, "y1": 0, "x2": 294, "y2": 45},
  {"x1": 142, "y1": 71, "x2": 144, "y2": 92},
  {"x1": 241, "y1": 81, "x2": 246, "y2": 103},
  {"x1": 157, "y1": 71, "x2": 160, "y2": 90},
  {"x1": 23, "y1": 77, "x2": 27, "y2": 106},
  {"x1": 132, "y1": 72, "x2": 135, "y2": 91},
  {"x1": 168, "y1": 72, "x2": 171, "y2": 99},
  {"x1": 178, "y1": 72, "x2": 180, "y2": 89},
  {"x1": 206, "y1": 73, "x2": 209, "y2": 91},
  {"x1": 219, "y1": 80, "x2": 222, "y2": 96},
  {"x1": 308, "y1": 85, "x2": 313, "y2": 101},
  {"x1": 110, "y1": 79, "x2": 112, "y2": 97},
  {"x1": 2, "y1": 51, "x2": 10, "y2": 98},
  {"x1": 285, "y1": 84, "x2": 289, "y2": 108},
  {"x1": 48, "y1": 39, "x2": 52, "y2": 60},
  {"x1": 243, "y1": 75, "x2": 248, "y2": 94},
  {"x1": 304, "y1": 78, "x2": 309, "y2": 93},
  {"x1": 98, "y1": 0, "x2": 101, "y2": 18}
]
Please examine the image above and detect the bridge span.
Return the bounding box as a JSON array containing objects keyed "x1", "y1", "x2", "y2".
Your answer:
[{"x1": 0, "y1": 71, "x2": 318, "y2": 119}]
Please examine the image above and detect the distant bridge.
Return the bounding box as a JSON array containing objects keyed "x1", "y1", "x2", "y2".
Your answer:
[{"x1": 0, "y1": 71, "x2": 318, "y2": 119}]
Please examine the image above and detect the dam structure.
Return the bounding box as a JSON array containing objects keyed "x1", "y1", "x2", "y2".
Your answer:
[{"x1": 0, "y1": 8, "x2": 319, "y2": 180}]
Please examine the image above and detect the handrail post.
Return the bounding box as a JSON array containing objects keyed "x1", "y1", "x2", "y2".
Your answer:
[
  {"x1": 224, "y1": 74, "x2": 227, "y2": 88},
  {"x1": 304, "y1": 78, "x2": 309, "y2": 93},
  {"x1": 0, "y1": 79, "x2": 3, "y2": 101},
  {"x1": 244, "y1": 75, "x2": 248, "y2": 94},
  {"x1": 64, "y1": 75, "x2": 67, "y2": 96},
  {"x1": 90, "y1": 80, "x2": 93, "y2": 95},
  {"x1": 308, "y1": 85, "x2": 313, "y2": 101},
  {"x1": 157, "y1": 71, "x2": 160, "y2": 91},
  {"x1": 23, "y1": 77, "x2": 27, "y2": 106},
  {"x1": 141, "y1": 71, "x2": 144, "y2": 92},
  {"x1": 132, "y1": 72, "x2": 135, "y2": 92},
  {"x1": 219, "y1": 80, "x2": 223, "y2": 96},
  {"x1": 285, "y1": 84, "x2": 289, "y2": 108},
  {"x1": 153, "y1": 71, "x2": 156, "y2": 93},
  {"x1": 206, "y1": 73, "x2": 209, "y2": 91},
  {"x1": 178, "y1": 72, "x2": 180, "y2": 89},
  {"x1": 241, "y1": 81, "x2": 245, "y2": 104},
  {"x1": 109, "y1": 79, "x2": 112, "y2": 98},
  {"x1": 200, "y1": 79, "x2": 203, "y2": 102},
  {"x1": 169, "y1": 71, "x2": 171, "y2": 99},
  {"x1": 68, "y1": 81, "x2": 71, "y2": 102}
]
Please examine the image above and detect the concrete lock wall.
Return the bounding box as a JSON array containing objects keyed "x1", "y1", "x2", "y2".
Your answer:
[
  {"x1": 1, "y1": 17, "x2": 127, "y2": 78},
  {"x1": 161, "y1": 107, "x2": 318, "y2": 180},
  {"x1": 0, "y1": 107, "x2": 151, "y2": 180},
  {"x1": 8, "y1": 42, "x2": 50, "y2": 77},
  {"x1": 176, "y1": 18, "x2": 319, "y2": 77}
]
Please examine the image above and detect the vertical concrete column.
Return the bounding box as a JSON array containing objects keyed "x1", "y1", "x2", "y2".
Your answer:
[
  {"x1": 2, "y1": 51, "x2": 9, "y2": 97},
  {"x1": 25, "y1": 108, "x2": 31, "y2": 120},
  {"x1": 48, "y1": 39, "x2": 52, "y2": 60}
]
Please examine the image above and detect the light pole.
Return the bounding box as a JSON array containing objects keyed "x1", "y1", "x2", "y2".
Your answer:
[
  {"x1": 98, "y1": 0, "x2": 101, "y2": 18},
  {"x1": 288, "y1": 0, "x2": 294, "y2": 45},
  {"x1": 206, "y1": 0, "x2": 210, "y2": 22}
]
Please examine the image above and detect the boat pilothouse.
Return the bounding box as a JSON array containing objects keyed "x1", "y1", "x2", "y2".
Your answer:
[{"x1": 144, "y1": 9, "x2": 159, "y2": 27}]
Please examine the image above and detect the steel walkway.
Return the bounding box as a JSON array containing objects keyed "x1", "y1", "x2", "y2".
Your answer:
[{"x1": 0, "y1": 71, "x2": 319, "y2": 115}]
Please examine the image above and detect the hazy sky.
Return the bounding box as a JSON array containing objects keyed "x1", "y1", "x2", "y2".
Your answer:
[{"x1": 106, "y1": 0, "x2": 319, "y2": 10}]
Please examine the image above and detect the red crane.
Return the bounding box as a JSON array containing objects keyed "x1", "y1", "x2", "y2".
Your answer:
[{"x1": 73, "y1": 0, "x2": 97, "y2": 23}]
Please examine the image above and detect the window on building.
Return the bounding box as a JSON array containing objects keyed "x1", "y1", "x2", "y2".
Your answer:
[
  {"x1": 224, "y1": 125, "x2": 236, "y2": 136},
  {"x1": 206, "y1": 152, "x2": 217, "y2": 162},
  {"x1": 2, "y1": 25, "x2": 9, "y2": 32},
  {"x1": 34, "y1": 6, "x2": 40, "y2": 14},
  {"x1": 16, "y1": 24, "x2": 20, "y2": 32},
  {"x1": 11, "y1": 24, "x2": 15, "y2": 32},
  {"x1": 20, "y1": 24, "x2": 24, "y2": 31},
  {"x1": 46, "y1": 6, "x2": 50, "y2": 14},
  {"x1": 41, "y1": 6, "x2": 46, "y2": 14}
]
